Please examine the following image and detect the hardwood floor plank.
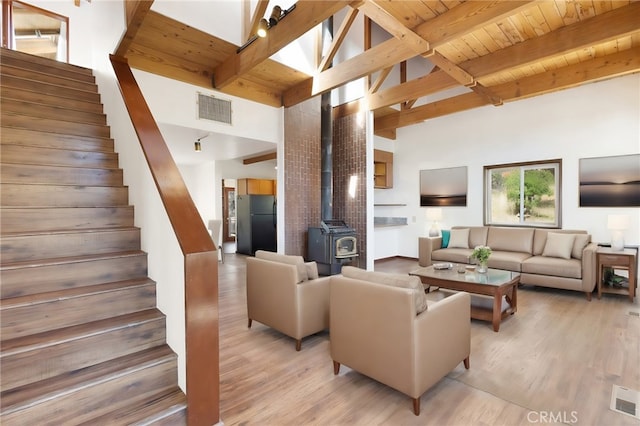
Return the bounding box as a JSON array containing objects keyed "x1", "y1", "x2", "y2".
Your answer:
[{"x1": 217, "y1": 253, "x2": 640, "y2": 425}]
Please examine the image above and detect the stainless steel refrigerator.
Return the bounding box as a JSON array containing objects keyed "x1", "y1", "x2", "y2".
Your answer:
[{"x1": 236, "y1": 195, "x2": 277, "y2": 255}]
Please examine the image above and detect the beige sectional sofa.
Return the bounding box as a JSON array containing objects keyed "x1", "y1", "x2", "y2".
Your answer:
[{"x1": 419, "y1": 226, "x2": 598, "y2": 300}]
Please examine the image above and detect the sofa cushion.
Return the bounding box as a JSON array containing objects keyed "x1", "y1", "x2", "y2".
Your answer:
[
  {"x1": 542, "y1": 233, "x2": 576, "y2": 260},
  {"x1": 305, "y1": 262, "x2": 319, "y2": 280},
  {"x1": 432, "y1": 248, "x2": 472, "y2": 264},
  {"x1": 487, "y1": 251, "x2": 532, "y2": 272},
  {"x1": 487, "y1": 227, "x2": 534, "y2": 254},
  {"x1": 533, "y1": 229, "x2": 588, "y2": 256},
  {"x1": 441, "y1": 230, "x2": 451, "y2": 248},
  {"x1": 571, "y1": 234, "x2": 590, "y2": 259},
  {"x1": 255, "y1": 250, "x2": 308, "y2": 283},
  {"x1": 522, "y1": 256, "x2": 582, "y2": 279},
  {"x1": 448, "y1": 228, "x2": 470, "y2": 249},
  {"x1": 341, "y1": 266, "x2": 428, "y2": 314}
]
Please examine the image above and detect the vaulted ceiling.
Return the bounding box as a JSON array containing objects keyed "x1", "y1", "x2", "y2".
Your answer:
[{"x1": 116, "y1": 0, "x2": 640, "y2": 139}]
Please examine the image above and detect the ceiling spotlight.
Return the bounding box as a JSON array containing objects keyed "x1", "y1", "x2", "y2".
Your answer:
[
  {"x1": 257, "y1": 19, "x2": 268, "y2": 38},
  {"x1": 194, "y1": 141, "x2": 202, "y2": 152},
  {"x1": 269, "y1": 6, "x2": 282, "y2": 27}
]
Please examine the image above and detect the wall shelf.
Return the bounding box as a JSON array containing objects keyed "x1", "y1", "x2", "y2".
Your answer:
[{"x1": 374, "y1": 203, "x2": 407, "y2": 206}]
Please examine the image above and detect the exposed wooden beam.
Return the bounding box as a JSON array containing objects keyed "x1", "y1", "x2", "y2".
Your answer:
[
  {"x1": 213, "y1": 1, "x2": 346, "y2": 90},
  {"x1": 375, "y1": 46, "x2": 640, "y2": 133},
  {"x1": 490, "y1": 46, "x2": 640, "y2": 102},
  {"x1": 366, "y1": 70, "x2": 458, "y2": 111},
  {"x1": 461, "y1": 2, "x2": 640, "y2": 79},
  {"x1": 284, "y1": 0, "x2": 536, "y2": 106},
  {"x1": 243, "y1": 152, "x2": 277, "y2": 165},
  {"x1": 357, "y1": 0, "x2": 429, "y2": 55},
  {"x1": 318, "y1": 7, "x2": 359, "y2": 72},
  {"x1": 246, "y1": 0, "x2": 269, "y2": 42},
  {"x1": 375, "y1": 92, "x2": 489, "y2": 132},
  {"x1": 114, "y1": 0, "x2": 153, "y2": 58},
  {"x1": 368, "y1": 66, "x2": 392, "y2": 94}
]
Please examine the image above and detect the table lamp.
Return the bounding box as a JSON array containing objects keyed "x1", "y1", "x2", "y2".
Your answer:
[
  {"x1": 607, "y1": 214, "x2": 629, "y2": 251},
  {"x1": 426, "y1": 208, "x2": 442, "y2": 237}
]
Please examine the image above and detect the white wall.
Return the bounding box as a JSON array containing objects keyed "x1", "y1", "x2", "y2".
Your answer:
[{"x1": 374, "y1": 74, "x2": 640, "y2": 259}]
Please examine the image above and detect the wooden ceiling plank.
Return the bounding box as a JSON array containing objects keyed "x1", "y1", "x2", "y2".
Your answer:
[
  {"x1": 114, "y1": 0, "x2": 153, "y2": 57},
  {"x1": 318, "y1": 7, "x2": 359, "y2": 72},
  {"x1": 357, "y1": 0, "x2": 429, "y2": 55},
  {"x1": 126, "y1": 43, "x2": 282, "y2": 107},
  {"x1": 285, "y1": 0, "x2": 537, "y2": 106},
  {"x1": 490, "y1": 45, "x2": 640, "y2": 101},
  {"x1": 376, "y1": 45, "x2": 640, "y2": 133},
  {"x1": 461, "y1": 2, "x2": 640, "y2": 78},
  {"x1": 246, "y1": 0, "x2": 269, "y2": 42},
  {"x1": 213, "y1": 1, "x2": 347, "y2": 89}
]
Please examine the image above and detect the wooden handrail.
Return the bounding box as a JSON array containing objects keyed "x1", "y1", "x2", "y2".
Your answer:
[{"x1": 110, "y1": 54, "x2": 219, "y2": 426}]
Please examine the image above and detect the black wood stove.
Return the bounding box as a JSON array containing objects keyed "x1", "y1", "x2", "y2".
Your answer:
[{"x1": 308, "y1": 220, "x2": 358, "y2": 276}]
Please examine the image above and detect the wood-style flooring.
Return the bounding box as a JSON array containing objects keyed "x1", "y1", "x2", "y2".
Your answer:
[{"x1": 218, "y1": 254, "x2": 640, "y2": 425}]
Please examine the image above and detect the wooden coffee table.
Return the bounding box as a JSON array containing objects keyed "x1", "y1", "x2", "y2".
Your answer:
[{"x1": 410, "y1": 266, "x2": 520, "y2": 332}]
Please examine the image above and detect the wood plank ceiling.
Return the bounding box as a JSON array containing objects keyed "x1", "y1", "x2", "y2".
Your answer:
[{"x1": 117, "y1": 0, "x2": 640, "y2": 139}]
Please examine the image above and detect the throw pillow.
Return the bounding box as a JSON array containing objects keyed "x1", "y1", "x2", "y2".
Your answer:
[
  {"x1": 441, "y1": 230, "x2": 451, "y2": 248},
  {"x1": 341, "y1": 266, "x2": 428, "y2": 314},
  {"x1": 448, "y1": 228, "x2": 470, "y2": 249},
  {"x1": 305, "y1": 262, "x2": 319, "y2": 280},
  {"x1": 542, "y1": 233, "x2": 576, "y2": 260},
  {"x1": 255, "y1": 250, "x2": 308, "y2": 283},
  {"x1": 571, "y1": 234, "x2": 590, "y2": 259}
]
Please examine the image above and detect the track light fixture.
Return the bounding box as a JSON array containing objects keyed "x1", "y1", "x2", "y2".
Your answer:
[
  {"x1": 195, "y1": 134, "x2": 209, "y2": 152},
  {"x1": 269, "y1": 6, "x2": 282, "y2": 27},
  {"x1": 257, "y1": 19, "x2": 268, "y2": 38},
  {"x1": 236, "y1": 4, "x2": 297, "y2": 53}
]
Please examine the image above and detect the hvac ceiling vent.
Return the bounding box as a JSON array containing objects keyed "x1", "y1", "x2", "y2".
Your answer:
[{"x1": 197, "y1": 92, "x2": 232, "y2": 125}]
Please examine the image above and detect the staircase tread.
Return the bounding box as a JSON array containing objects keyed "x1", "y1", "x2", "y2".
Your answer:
[
  {"x1": 0, "y1": 65, "x2": 99, "y2": 92},
  {"x1": 0, "y1": 161, "x2": 121, "y2": 171},
  {"x1": 1, "y1": 95, "x2": 106, "y2": 116},
  {"x1": 0, "y1": 309, "x2": 164, "y2": 354},
  {"x1": 0, "y1": 345, "x2": 176, "y2": 413},
  {"x1": 1, "y1": 49, "x2": 94, "y2": 76},
  {"x1": 0, "y1": 226, "x2": 140, "y2": 238},
  {"x1": 0, "y1": 250, "x2": 147, "y2": 270},
  {"x1": 82, "y1": 388, "x2": 186, "y2": 425},
  {"x1": 0, "y1": 277, "x2": 155, "y2": 307}
]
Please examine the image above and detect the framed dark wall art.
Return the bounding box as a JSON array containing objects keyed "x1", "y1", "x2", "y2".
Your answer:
[
  {"x1": 579, "y1": 154, "x2": 640, "y2": 207},
  {"x1": 419, "y1": 166, "x2": 467, "y2": 207}
]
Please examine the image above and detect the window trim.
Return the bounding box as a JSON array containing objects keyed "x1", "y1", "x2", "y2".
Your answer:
[{"x1": 483, "y1": 159, "x2": 562, "y2": 228}]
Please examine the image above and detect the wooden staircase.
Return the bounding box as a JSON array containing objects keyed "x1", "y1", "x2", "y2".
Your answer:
[{"x1": 0, "y1": 48, "x2": 187, "y2": 425}]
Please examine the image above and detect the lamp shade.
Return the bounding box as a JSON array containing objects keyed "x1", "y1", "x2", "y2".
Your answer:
[
  {"x1": 426, "y1": 208, "x2": 442, "y2": 221},
  {"x1": 607, "y1": 214, "x2": 629, "y2": 230}
]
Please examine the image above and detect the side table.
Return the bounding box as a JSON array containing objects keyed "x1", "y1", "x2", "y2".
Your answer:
[{"x1": 596, "y1": 247, "x2": 637, "y2": 302}]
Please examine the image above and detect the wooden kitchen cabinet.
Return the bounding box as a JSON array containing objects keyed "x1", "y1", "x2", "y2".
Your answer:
[{"x1": 237, "y1": 178, "x2": 275, "y2": 195}]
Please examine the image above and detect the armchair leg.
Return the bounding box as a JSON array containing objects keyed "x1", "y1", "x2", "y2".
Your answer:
[
  {"x1": 333, "y1": 361, "x2": 340, "y2": 375},
  {"x1": 464, "y1": 356, "x2": 470, "y2": 369},
  {"x1": 295, "y1": 339, "x2": 302, "y2": 351},
  {"x1": 248, "y1": 318, "x2": 252, "y2": 328},
  {"x1": 585, "y1": 291, "x2": 592, "y2": 301},
  {"x1": 412, "y1": 398, "x2": 420, "y2": 416}
]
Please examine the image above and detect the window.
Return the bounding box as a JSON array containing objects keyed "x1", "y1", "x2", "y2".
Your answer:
[{"x1": 484, "y1": 159, "x2": 561, "y2": 228}]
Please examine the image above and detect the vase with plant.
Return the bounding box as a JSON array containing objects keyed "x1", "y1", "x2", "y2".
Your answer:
[{"x1": 471, "y1": 245, "x2": 492, "y2": 273}]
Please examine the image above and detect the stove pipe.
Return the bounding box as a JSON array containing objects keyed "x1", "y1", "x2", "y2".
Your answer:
[{"x1": 320, "y1": 17, "x2": 333, "y2": 222}]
